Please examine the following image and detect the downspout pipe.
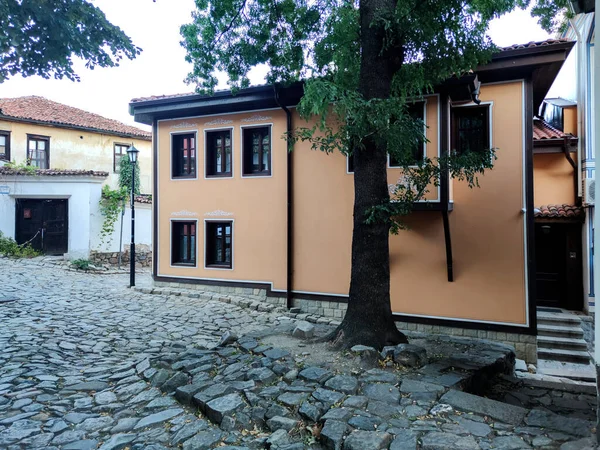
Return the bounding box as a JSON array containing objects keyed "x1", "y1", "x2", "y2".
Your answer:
[
  {"x1": 274, "y1": 85, "x2": 294, "y2": 310},
  {"x1": 568, "y1": 12, "x2": 584, "y2": 199}
]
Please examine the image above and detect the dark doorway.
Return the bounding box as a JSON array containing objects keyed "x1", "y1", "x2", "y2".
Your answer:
[
  {"x1": 15, "y1": 199, "x2": 68, "y2": 255},
  {"x1": 535, "y1": 222, "x2": 583, "y2": 310}
]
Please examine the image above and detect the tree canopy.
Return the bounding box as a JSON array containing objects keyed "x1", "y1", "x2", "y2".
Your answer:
[
  {"x1": 181, "y1": 0, "x2": 570, "y2": 348},
  {"x1": 0, "y1": 0, "x2": 140, "y2": 82}
]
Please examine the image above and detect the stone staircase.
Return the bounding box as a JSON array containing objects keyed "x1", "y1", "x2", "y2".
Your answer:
[{"x1": 536, "y1": 309, "x2": 595, "y2": 382}]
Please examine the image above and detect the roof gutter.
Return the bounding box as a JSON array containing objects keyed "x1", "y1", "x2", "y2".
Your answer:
[{"x1": 274, "y1": 85, "x2": 294, "y2": 310}]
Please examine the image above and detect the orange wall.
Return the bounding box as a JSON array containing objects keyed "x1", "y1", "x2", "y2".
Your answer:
[
  {"x1": 293, "y1": 82, "x2": 528, "y2": 325},
  {"x1": 157, "y1": 82, "x2": 528, "y2": 326},
  {"x1": 156, "y1": 111, "x2": 288, "y2": 291},
  {"x1": 563, "y1": 106, "x2": 577, "y2": 135},
  {"x1": 534, "y1": 154, "x2": 575, "y2": 206}
]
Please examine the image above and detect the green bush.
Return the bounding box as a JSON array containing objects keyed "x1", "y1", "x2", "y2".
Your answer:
[
  {"x1": 0, "y1": 231, "x2": 40, "y2": 257},
  {"x1": 71, "y1": 258, "x2": 92, "y2": 270}
]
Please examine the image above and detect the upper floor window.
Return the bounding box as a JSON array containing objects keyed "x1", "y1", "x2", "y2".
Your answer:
[
  {"x1": 206, "y1": 221, "x2": 232, "y2": 269},
  {"x1": 206, "y1": 130, "x2": 232, "y2": 177},
  {"x1": 0, "y1": 131, "x2": 10, "y2": 161},
  {"x1": 451, "y1": 105, "x2": 490, "y2": 155},
  {"x1": 27, "y1": 135, "x2": 49, "y2": 169},
  {"x1": 172, "y1": 133, "x2": 196, "y2": 178},
  {"x1": 389, "y1": 102, "x2": 425, "y2": 167},
  {"x1": 172, "y1": 221, "x2": 196, "y2": 266},
  {"x1": 242, "y1": 126, "x2": 271, "y2": 176},
  {"x1": 114, "y1": 143, "x2": 129, "y2": 173}
]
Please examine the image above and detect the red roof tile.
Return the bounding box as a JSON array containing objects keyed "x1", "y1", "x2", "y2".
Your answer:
[
  {"x1": 0, "y1": 96, "x2": 151, "y2": 140},
  {"x1": 134, "y1": 194, "x2": 152, "y2": 204},
  {"x1": 533, "y1": 119, "x2": 570, "y2": 140},
  {"x1": 535, "y1": 204, "x2": 584, "y2": 219},
  {"x1": 130, "y1": 92, "x2": 197, "y2": 103},
  {"x1": 500, "y1": 38, "x2": 571, "y2": 52},
  {"x1": 0, "y1": 167, "x2": 109, "y2": 177}
]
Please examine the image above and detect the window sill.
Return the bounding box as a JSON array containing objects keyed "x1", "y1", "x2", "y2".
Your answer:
[
  {"x1": 206, "y1": 264, "x2": 232, "y2": 269},
  {"x1": 242, "y1": 172, "x2": 271, "y2": 177},
  {"x1": 172, "y1": 175, "x2": 197, "y2": 180},
  {"x1": 206, "y1": 173, "x2": 233, "y2": 178},
  {"x1": 172, "y1": 262, "x2": 196, "y2": 267}
]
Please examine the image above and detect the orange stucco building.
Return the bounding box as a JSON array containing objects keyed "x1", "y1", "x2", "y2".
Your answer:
[{"x1": 130, "y1": 39, "x2": 576, "y2": 363}]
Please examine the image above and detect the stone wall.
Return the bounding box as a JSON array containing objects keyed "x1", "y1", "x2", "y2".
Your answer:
[
  {"x1": 152, "y1": 279, "x2": 537, "y2": 364},
  {"x1": 90, "y1": 244, "x2": 152, "y2": 268}
]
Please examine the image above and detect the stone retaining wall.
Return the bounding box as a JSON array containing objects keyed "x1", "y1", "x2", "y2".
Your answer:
[
  {"x1": 91, "y1": 245, "x2": 152, "y2": 268},
  {"x1": 152, "y1": 279, "x2": 537, "y2": 364}
]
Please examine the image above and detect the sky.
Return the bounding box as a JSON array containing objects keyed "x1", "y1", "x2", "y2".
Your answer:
[{"x1": 0, "y1": 2, "x2": 553, "y2": 131}]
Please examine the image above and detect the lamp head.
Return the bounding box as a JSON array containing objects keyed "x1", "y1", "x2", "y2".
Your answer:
[{"x1": 127, "y1": 144, "x2": 139, "y2": 163}]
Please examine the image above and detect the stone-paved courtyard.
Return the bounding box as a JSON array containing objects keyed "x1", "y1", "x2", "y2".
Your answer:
[{"x1": 0, "y1": 257, "x2": 597, "y2": 450}]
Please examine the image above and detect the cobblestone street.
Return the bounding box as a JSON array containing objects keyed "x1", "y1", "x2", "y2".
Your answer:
[
  {"x1": 0, "y1": 257, "x2": 598, "y2": 450},
  {"x1": 0, "y1": 258, "x2": 284, "y2": 449}
]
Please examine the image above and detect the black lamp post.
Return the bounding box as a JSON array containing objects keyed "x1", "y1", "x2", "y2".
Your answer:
[{"x1": 127, "y1": 144, "x2": 139, "y2": 287}]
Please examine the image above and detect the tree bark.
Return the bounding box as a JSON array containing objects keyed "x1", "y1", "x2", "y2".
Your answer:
[{"x1": 325, "y1": 0, "x2": 408, "y2": 350}]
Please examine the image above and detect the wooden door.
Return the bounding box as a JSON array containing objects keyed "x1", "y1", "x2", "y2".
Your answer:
[
  {"x1": 535, "y1": 223, "x2": 566, "y2": 307},
  {"x1": 535, "y1": 222, "x2": 583, "y2": 311},
  {"x1": 15, "y1": 199, "x2": 68, "y2": 255}
]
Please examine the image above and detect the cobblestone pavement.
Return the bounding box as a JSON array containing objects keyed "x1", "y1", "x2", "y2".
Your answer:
[
  {"x1": 0, "y1": 258, "x2": 286, "y2": 449},
  {"x1": 0, "y1": 257, "x2": 598, "y2": 450}
]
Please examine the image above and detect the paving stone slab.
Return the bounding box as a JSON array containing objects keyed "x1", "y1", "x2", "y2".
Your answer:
[
  {"x1": 321, "y1": 419, "x2": 349, "y2": 450},
  {"x1": 205, "y1": 393, "x2": 245, "y2": 424},
  {"x1": 440, "y1": 390, "x2": 527, "y2": 425},
  {"x1": 420, "y1": 431, "x2": 481, "y2": 450},
  {"x1": 182, "y1": 429, "x2": 222, "y2": 450},
  {"x1": 325, "y1": 375, "x2": 359, "y2": 394},
  {"x1": 389, "y1": 431, "x2": 419, "y2": 450},
  {"x1": 525, "y1": 409, "x2": 593, "y2": 437},
  {"x1": 134, "y1": 408, "x2": 183, "y2": 430},
  {"x1": 343, "y1": 430, "x2": 393, "y2": 450}
]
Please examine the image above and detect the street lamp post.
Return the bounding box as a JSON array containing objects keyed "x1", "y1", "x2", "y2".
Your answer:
[{"x1": 127, "y1": 144, "x2": 139, "y2": 287}]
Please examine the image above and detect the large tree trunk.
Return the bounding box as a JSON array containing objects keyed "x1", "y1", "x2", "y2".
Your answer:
[{"x1": 325, "y1": 0, "x2": 408, "y2": 349}]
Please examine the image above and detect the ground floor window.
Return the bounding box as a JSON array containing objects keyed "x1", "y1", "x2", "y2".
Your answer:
[
  {"x1": 171, "y1": 221, "x2": 196, "y2": 265},
  {"x1": 205, "y1": 221, "x2": 232, "y2": 268}
]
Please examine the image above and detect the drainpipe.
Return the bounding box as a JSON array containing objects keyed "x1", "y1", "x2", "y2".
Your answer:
[
  {"x1": 593, "y1": 0, "x2": 600, "y2": 441},
  {"x1": 568, "y1": 13, "x2": 584, "y2": 199},
  {"x1": 274, "y1": 85, "x2": 294, "y2": 309}
]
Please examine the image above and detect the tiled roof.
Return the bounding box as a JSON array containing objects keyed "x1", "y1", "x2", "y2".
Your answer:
[
  {"x1": 130, "y1": 92, "x2": 197, "y2": 103},
  {"x1": 534, "y1": 204, "x2": 584, "y2": 220},
  {"x1": 500, "y1": 38, "x2": 571, "y2": 52},
  {"x1": 533, "y1": 119, "x2": 569, "y2": 140},
  {"x1": 134, "y1": 194, "x2": 152, "y2": 204},
  {"x1": 0, "y1": 167, "x2": 109, "y2": 177},
  {"x1": 0, "y1": 96, "x2": 151, "y2": 140}
]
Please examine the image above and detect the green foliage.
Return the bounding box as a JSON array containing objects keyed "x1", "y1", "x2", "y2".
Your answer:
[
  {"x1": 0, "y1": 231, "x2": 40, "y2": 258},
  {"x1": 71, "y1": 258, "x2": 92, "y2": 270},
  {"x1": 99, "y1": 185, "x2": 127, "y2": 246},
  {"x1": 523, "y1": 0, "x2": 571, "y2": 33},
  {"x1": 0, "y1": 0, "x2": 141, "y2": 83},
  {"x1": 180, "y1": 0, "x2": 566, "y2": 232},
  {"x1": 5, "y1": 160, "x2": 38, "y2": 175},
  {"x1": 118, "y1": 155, "x2": 141, "y2": 195}
]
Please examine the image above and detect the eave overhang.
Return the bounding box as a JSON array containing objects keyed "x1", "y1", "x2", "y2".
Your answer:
[
  {"x1": 130, "y1": 83, "x2": 304, "y2": 125},
  {"x1": 476, "y1": 41, "x2": 575, "y2": 112}
]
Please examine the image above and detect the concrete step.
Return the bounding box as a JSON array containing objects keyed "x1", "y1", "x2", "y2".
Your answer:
[
  {"x1": 537, "y1": 335, "x2": 589, "y2": 352},
  {"x1": 536, "y1": 312, "x2": 582, "y2": 326},
  {"x1": 537, "y1": 348, "x2": 590, "y2": 364},
  {"x1": 537, "y1": 324, "x2": 584, "y2": 339},
  {"x1": 537, "y1": 360, "x2": 596, "y2": 383}
]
